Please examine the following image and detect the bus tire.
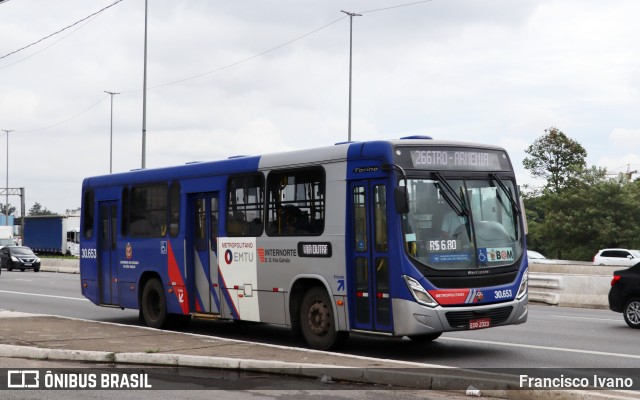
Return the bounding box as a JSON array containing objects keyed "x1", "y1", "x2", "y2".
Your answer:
[
  {"x1": 141, "y1": 278, "x2": 168, "y2": 329},
  {"x1": 299, "y1": 287, "x2": 347, "y2": 351},
  {"x1": 408, "y1": 332, "x2": 442, "y2": 342}
]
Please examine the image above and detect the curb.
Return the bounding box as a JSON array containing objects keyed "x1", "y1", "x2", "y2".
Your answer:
[
  {"x1": 2, "y1": 344, "x2": 639, "y2": 400},
  {"x1": 0, "y1": 343, "x2": 515, "y2": 392}
]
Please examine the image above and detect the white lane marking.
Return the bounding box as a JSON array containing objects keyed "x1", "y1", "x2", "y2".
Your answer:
[
  {"x1": 0, "y1": 290, "x2": 88, "y2": 302},
  {"x1": 547, "y1": 314, "x2": 621, "y2": 322},
  {"x1": 440, "y1": 336, "x2": 640, "y2": 360}
]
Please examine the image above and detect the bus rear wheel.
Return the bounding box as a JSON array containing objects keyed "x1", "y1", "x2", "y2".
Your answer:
[
  {"x1": 299, "y1": 287, "x2": 347, "y2": 351},
  {"x1": 141, "y1": 278, "x2": 168, "y2": 329}
]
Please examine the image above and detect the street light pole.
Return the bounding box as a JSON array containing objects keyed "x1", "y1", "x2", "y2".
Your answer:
[
  {"x1": 2, "y1": 129, "x2": 12, "y2": 226},
  {"x1": 104, "y1": 91, "x2": 119, "y2": 174},
  {"x1": 141, "y1": 0, "x2": 148, "y2": 169},
  {"x1": 341, "y1": 10, "x2": 361, "y2": 142}
]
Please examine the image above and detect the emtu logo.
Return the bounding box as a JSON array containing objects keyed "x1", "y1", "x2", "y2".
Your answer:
[{"x1": 224, "y1": 249, "x2": 233, "y2": 265}]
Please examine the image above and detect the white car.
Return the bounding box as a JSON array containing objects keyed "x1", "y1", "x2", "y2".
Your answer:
[
  {"x1": 526, "y1": 249, "x2": 559, "y2": 264},
  {"x1": 527, "y1": 250, "x2": 547, "y2": 260},
  {"x1": 593, "y1": 248, "x2": 640, "y2": 266}
]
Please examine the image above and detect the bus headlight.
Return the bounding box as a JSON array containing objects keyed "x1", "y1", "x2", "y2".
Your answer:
[
  {"x1": 516, "y1": 269, "x2": 528, "y2": 300},
  {"x1": 403, "y1": 275, "x2": 438, "y2": 307}
]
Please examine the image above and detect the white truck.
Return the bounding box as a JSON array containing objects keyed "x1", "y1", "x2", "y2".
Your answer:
[{"x1": 0, "y1": 225, "x2": 16, "y2": 248}]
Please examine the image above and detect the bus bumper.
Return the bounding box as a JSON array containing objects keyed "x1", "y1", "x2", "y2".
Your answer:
[{"x1": 392, "y1": 295, "x2": 528, "y2": 337}]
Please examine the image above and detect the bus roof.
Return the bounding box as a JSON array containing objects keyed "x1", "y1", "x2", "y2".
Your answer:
[{"x1": 82, "y1": 138, "x2": 508, "y2": 188}]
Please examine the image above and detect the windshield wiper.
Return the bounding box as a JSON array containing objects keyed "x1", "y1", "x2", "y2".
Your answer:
[
  {"x1": 432, "y1": 172, "x2": 469, "y2": 216},
  {"x1": 490, "y1": 173, "x2": 521, "y2": 215}
]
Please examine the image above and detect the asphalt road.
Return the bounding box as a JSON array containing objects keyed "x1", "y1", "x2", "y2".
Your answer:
[{"x1": 0, "y1": 270, "x2": 637, "y2": 371}]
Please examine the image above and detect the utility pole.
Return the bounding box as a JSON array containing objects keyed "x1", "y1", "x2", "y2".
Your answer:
[
  {"x1": 104, "y1": 91, "x2": 119, "y2": 174},
  {"x1": 2, "y1": 129, "x2": 12, "y2": 226},
  {"x1": 341, "y1": 10, "x2": 361, "y2": 142}
]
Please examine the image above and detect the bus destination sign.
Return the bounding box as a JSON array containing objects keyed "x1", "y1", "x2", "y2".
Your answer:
[{"x1": 396, "y1": 147, "x2": 510, "y2": 171}]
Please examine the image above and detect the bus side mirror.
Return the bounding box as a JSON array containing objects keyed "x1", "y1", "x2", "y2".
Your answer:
[{"x1": 395, "y1": 187, "x2": 409, "y2": 214}]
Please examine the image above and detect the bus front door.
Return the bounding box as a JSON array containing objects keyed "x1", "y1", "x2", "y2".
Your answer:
[
  {"x1": 190, "y1": 193, "x2": 221, "y2": 315},
  {"x1": 98, "y1": 201, "x2": 118, "y2": 305},
  {"x1": 349, "y1": 181, "x2": 393, "y2": 333}
]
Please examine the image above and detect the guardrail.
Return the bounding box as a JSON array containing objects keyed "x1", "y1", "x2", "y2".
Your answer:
[{"x1": 40, "y1": 258, "x2": 622, "y2": 309}]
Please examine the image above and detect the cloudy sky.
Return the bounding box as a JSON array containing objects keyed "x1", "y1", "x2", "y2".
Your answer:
[{"x1": 1, "y1": 0, "x2": 639, "y2": 215}]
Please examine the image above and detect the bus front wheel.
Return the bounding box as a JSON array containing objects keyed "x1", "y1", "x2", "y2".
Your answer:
[
  {"x1": 141, "y1": 278, "x2": 168, "y2": 329},
  {"x1": 299, "y1": 287, "x2": 347, "y2": 351}
]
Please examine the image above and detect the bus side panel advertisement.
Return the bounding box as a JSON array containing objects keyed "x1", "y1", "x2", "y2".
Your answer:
[{"x1": 218, "y1": 237, "x2": 260, "y2": 322}]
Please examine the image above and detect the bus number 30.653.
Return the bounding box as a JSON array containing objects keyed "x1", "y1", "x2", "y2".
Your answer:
[{"x1": 81, "y1": 248, "x2": 97, "y2": 259}]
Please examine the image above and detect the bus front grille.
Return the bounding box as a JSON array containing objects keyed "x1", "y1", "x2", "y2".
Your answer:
[{"x1": 445, "y1": 306, "x2": 513, "y2": 329}]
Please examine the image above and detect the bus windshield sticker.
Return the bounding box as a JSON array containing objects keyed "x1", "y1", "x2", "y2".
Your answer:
[
  {"x1": 478, "y1": 247, "x2": 514, "y2": 263},
  {"x1": 429, "y1": 253, "x2": 470, "y2": 263},
  {"x1": 160, "y1": 241, "x2": 167, "y2": 255}
]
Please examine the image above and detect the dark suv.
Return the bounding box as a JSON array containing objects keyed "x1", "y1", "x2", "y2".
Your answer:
[
  {"x1": 609, "y1": 262, "x2": 640, "y2": 328},
  {"x1": 0, "y1": 246, "x2": 41, "y2": 272}
]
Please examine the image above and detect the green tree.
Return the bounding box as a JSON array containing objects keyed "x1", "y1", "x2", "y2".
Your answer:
[
  {"x1": 523, "y1": 127, "x2": 587, "y2": 193},
  {"x1": 525, "y1": 166, "x2": 640, "y2": 260},
  {"x1": 0, "y1": 203, "x2": 16, "y2": 216},
  {"x1": 519, "y1": 187, "x2": 547, "y2": 255},
  {"x1": 28, "y1": 202, "x2": 57, "y2": 216}
]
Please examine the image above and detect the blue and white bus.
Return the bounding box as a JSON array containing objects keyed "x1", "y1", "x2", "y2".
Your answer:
[{"x1": 80, "y1": 137, "x2": 528, "y2": 350}]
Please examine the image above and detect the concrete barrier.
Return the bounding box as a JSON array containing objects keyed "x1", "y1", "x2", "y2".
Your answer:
[
  {"x1": 529, "y1": 273, "x2": 612, "y2": 309},
  {"x1": 528, "y1": 260, "x2": 624, "y2": 309},
  {"x1": 41, "y1": 258, "x2": 79, "y2": 274},
  {"x1": 528, "y1": 260, "x2": 622, "y2": 276}
]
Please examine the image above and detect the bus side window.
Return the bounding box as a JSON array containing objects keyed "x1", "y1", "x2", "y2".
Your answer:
[
  {"x1": 353, "y1": 186, "x2": 367, "y2": 252},
  {"x1": 169, "y1": 181, "x2": 180, "y2": 237},
  {"x1": 266, "y1": 167, "x2": 325, "y2": 236},
  {"x1": 227, "y1": 211, "x2": 246, "y2": 236},
  {"x1": 374, "y1": 185, "x2": 388, "y2": 253},
  {"x1": 82, "y1": 190, "x2": 95, "y2": 239},
  {"x1": 226, "y1": 174, "x2": 264, "y2": 237},
  {"x1": 129, "y1": 184, "x2": 168, "y2": 237}
]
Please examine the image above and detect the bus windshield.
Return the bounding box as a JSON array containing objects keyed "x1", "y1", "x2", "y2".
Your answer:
[{"x1": 402, "y1": 177, "x2": 522, "y2": 270}]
